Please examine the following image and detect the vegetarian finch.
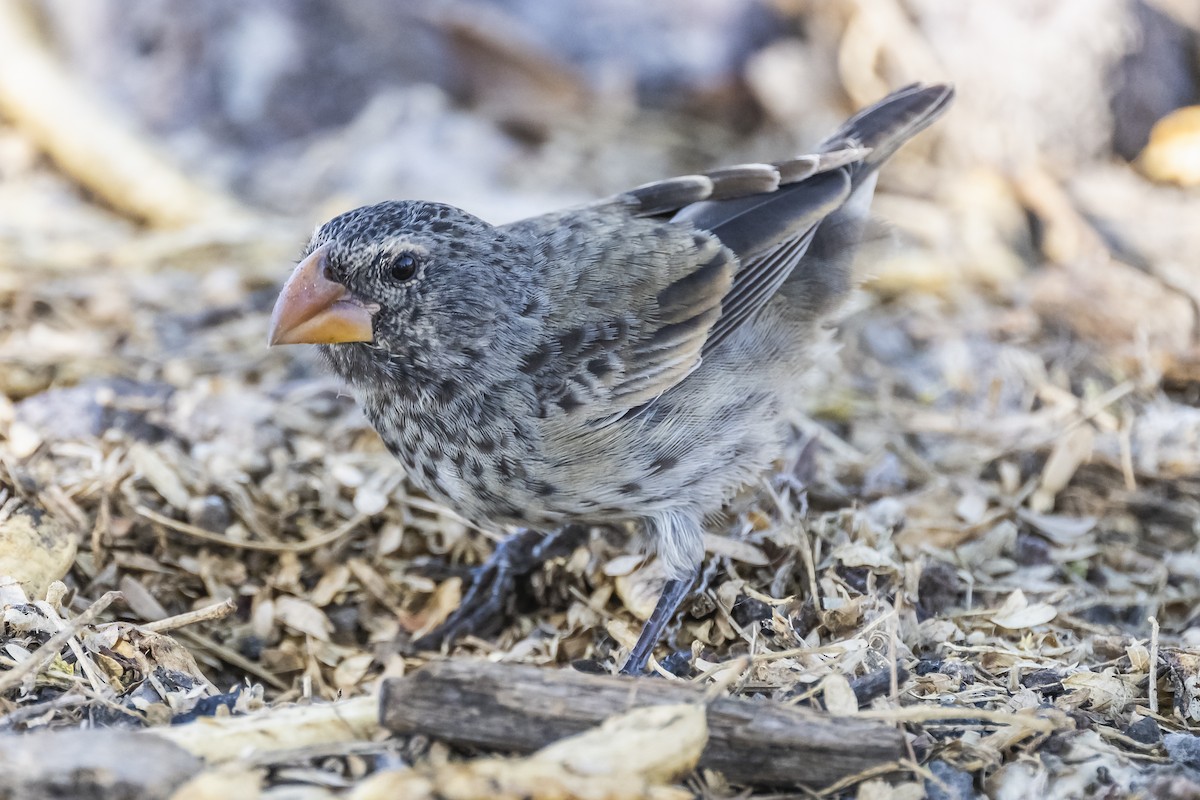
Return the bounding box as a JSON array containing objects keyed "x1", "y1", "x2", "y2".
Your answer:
[{"x1": 269, "y1": 83, "x2": 953, "y2": 673}]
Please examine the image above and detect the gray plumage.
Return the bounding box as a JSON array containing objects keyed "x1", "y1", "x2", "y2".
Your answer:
[{"x1": 310, "y1": 84, "x2": 953, "y2": 580}]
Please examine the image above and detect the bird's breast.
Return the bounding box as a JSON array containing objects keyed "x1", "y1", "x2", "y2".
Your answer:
[{"x1": 359, "y1": 386, "x2": 565, "y2": 528}]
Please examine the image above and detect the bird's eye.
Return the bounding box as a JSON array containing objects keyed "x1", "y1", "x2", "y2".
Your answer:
[{"x1": 388, "y1": 254, "x2": 418, "y2": 282}]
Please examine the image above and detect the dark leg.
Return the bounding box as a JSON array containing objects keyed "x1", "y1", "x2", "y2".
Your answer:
[
  {"x1": 619, "y1": 567, "x2": 700, "y2": 676},
  {"x1": 412, "y1": 524, "x2": 588, "y2": 650}
]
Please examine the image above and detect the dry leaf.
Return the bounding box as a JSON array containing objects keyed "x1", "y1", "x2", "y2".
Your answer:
[
  {"x1": 955, "y1": 492, "x2": 989, "y2": 524},
  {"x1": 856, "y1": 778, "x2": 925, "y2": 800},
  {"x1": 273, "y1": 595, "x2": 333, "y2": 641},
  {"x1": 1163, "y1": 650, "x2": 1200, "y2": 721},
  {"x1": 6, "y1": 421, "x2": 41, "y2": 458},
  {"x1": 131, "y1": 443, "x2": 191, "y2": 510},
  {"x1": 333, "y1": 653, "x2": 374, "y2": 690},
  {"x1": 536, "y1": 704, "x2": 706, "y2": 783},
  {"x1": 0, "y1": 501, "x2": 77, "y2": 597},
  {"x1": 615, "y1": 560, "x2": 666, "y2": 621},
  {"x1": 408, "y1": 578, "x2": 462, "y2": 639},
  {"x1": 309, "y1": 564, "x2": 352, "y2": 607},
  {"x1": 604, "y1": 554, "x2": 648, "y2": 577},
  {"x1": 1061, "y1": 671, "x2": 1135, "y2": 712},
  {"x1": 989, "y1": 590, "x2": 1057, "y2": 630},
  {"x1": 1139, "y1": 105, "x2": 1200, "y2": 186},
  {"x1": 822, "y1": 595, "x2": 867, "y2": 633},
  {"x1": 349, "y1": 704, "x2": 703, "y2": 800},
  {"x1": 831, "y1": 543, "x2": 900, "y2": 571},
  {"x1": 702, "y1": 533, "x2": 770, "y2": 566},
  {"x1": 821, "y1": 674, "x2": 860, "y2": 715},
  {"x1": 1016, "y1": 510, "x2": 1097, "y2": 544},
  {"x1": 169, "y1": 765, "x2": 264, "y2": 800},
  {"x1": 353, "y1": 486, "x2": 388, "y2": 516},
  {"x1": 1126, "y1": 643, "x2": 1150, "y2": 672}
]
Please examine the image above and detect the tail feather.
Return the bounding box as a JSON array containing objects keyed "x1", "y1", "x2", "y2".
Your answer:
[
  {"x1": 822, "y1": 83, "x2": 956, "y2": 173},
  {"x1": 782, "y1": 84, "x2": 954, "y2": 317},
  {"x1": 648, "y1": 83, "x2": 954, "y2": 353}
]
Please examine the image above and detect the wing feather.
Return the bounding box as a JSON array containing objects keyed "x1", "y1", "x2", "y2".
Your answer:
[{"x1": 498, "y1": 83, "x2": 954, "y2": 425}]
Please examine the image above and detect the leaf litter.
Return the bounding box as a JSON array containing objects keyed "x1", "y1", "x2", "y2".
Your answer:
[{"x1": 1, "y1": 1, "x2": 1200, "y2": 797}]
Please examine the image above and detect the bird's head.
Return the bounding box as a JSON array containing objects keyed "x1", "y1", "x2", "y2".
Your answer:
[{"x1": 269, "y1": 200, "x2": 533, "y2": 388}]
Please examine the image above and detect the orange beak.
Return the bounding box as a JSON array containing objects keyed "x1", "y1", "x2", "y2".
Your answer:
[{"x1": 268, "y1": 244, "x2": 375, "y2": 346}]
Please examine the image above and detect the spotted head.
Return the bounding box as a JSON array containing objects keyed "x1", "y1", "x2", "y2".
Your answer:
[{"x1": 269, "y1": 200, "x2": 533, "y2": 389}]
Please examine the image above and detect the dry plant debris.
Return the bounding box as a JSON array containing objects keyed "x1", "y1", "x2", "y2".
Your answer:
[
  {"x1": 379, "y1": 660, "x2": 907, "y2": 786},
  {"x1": 1, "y1": 0, "x2": 1200, "y2": 797},
  {"x1": 352, "y1": 703, "x2": 704, "y2": 800}
]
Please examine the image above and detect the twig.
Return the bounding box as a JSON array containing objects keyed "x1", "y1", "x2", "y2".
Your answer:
[
  {"x1": 0, "y1": 3, "x2": 240, "y2": 227},
  {"x1": 153, "y1": 694, "x2": 378, "y2": 763},
  {"x1": 854, "y1": 706, "x2": 1057, "y2": 733},
  {"x1": 701, "y1": 656, "x2": 751, "y2": 703},
  {"x1": 176, "y1": 630, "x2": 289, "y2": 692},
  {"x1": 1149, "y1": 616, "x2": 1161, "y2": 715},
  {"x1": 1119, "y1": 412, "x2": 1138, "y2": 490},
  {"x1": 813, "y1": 759, "x2": 909, "y2": 798},
  {"x1": 141, "y1": 598, "x2": 237, "y2": 633},
  {"x1": 136, "y1": 506, "x2": 366, "y2": 554},
  {"x1": 0, "y1": 690, "x2": 89, "y2": 729},
  {"x1": 380, "y1": 660, "x2": 907, "y2": 787}
]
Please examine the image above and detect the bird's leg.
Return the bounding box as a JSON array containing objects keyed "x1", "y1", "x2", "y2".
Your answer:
[
  {"x1": 619, "y1": 565, "x2": 701, "y2": 675},
  {"x1": 412, "y1": 524, "x2": 589, "y2": 650}
]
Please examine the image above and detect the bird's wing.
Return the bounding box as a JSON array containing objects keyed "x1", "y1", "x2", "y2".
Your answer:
[
  {"x1": 503, "y1": 156, "x2": 861, "y2": 425},
  {"x1": 654, "y1": 82, "x2": 954, "y2": 354},
  {"x1": 503, "y1": 83, "x2": 954, "y2": 425},
  {"x1": 502, "y1": 207, "x2": 737, "y2": 422}
]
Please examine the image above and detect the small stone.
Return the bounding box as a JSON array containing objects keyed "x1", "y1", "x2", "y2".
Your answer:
[
  {"x1": 187, "y1": 495, "x2": 232, "y2": 532},
  {"x1": 1164, "y1": 733, "x2": 1200, "y2": 769},
  {"x1": 730, "y1": 596, "x2": 771, "y2": 627},
  {"x1": 1124, "y1": 716, "x2": 1162, "y2": 745},
  {"x1": 925, "y1": 759, "x2": 978, "y2": 800}
]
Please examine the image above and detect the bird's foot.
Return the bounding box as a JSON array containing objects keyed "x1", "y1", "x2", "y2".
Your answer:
[
  {"x1": 412, "y1": 524, "x2": 588, "y2": 651},
  {"x1": 618, "y1": 570, "x2": 699, "y2": 676}
]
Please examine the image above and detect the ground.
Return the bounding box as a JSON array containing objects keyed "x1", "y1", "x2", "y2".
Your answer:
[{"x1": 1, "y1": 2, "x2": 1200, "y2": 798}]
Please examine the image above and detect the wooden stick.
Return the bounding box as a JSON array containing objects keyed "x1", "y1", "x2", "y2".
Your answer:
[
  {"x1": 153, "y1": 695, "x2": 378, "y2": 763},
  {"x1": 141, "y1": 598, "x2": 237, "y2": 633},
  {"x1": 353, "y1": 704, "x2": 701, "y2": 800},
  {"x1": 0, "y1": 4, "x2": 240, "y2": 227},
  {"x1": 380, "y1": 660, "x2": 907, "y2": 788}
]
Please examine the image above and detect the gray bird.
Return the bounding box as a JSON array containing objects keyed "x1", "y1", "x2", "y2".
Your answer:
[{"x1": 269, "y1": 83, "x2": 953, "y2": 674}]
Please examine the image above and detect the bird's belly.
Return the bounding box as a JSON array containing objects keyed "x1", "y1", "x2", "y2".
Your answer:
[
  {"x1": 533, "y1": 398, "x2": 793, "y2": 521},
  {"x1": 365, "y1": 376, "x2": 793, "y2": 530}
]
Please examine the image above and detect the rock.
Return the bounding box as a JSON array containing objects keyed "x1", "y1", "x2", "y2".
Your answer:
[
  {"x1": 1166, "y1": 733, "x2": 1200, "y2": 769},
  {"x1": 0, "y1": 729, "x2": 202, "y2": 800},
  {"x1": 0, "y1": 500, "x2": 77, "y2": 599},
  {"x1": 926, "y1": 759, "x2": 978, "y2": 800},
  {"x1": 1124, "y1": 716, "x2": 1162, "y2": 745}
]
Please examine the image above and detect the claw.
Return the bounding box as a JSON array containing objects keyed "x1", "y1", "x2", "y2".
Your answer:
[
  {"x1": 411, "y1": 525, "x2": 589, "y2": 651},
  {"x1": 413, "y1": 564, "x2": 514, "y2": 649}
]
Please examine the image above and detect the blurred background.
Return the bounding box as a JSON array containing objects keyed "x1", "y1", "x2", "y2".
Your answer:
[
  {"x1": 1, "y1": 0, "x2": 1198, "y2": 324},
  {"x1": 2, "y1": 0, "x2": 1199, "y2": 382},
  {"x1": 1, "y1": 1, "x2": 1200, "y2": 786}
]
